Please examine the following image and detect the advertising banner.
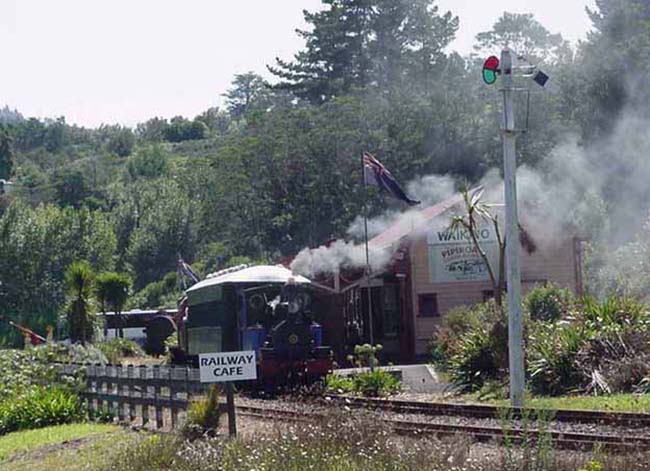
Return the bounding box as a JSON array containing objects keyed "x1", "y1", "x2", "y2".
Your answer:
[{"x1": 427, "y1": 225, "x2": 499, "y2": 283}]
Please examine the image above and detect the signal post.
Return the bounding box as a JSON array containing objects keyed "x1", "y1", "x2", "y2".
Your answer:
[
  {"x1": 482, "y1": 48, "x2": 551, "y2": 407},
  {"x1": 500, "y1": 49, "x2": 525, "y2": 408}
]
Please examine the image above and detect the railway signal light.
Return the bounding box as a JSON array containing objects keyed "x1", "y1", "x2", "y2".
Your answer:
[
  {"x1": 482, "y1": 55, "x2": 500, "y2": 85},
  {"x1": 482, "y1": 53, "x2": 552, "y2": 91}
]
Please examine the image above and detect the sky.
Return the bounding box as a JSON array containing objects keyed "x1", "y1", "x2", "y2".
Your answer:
[{"x1": 0, "y1": 0, "x2": 596, "y2": 128}]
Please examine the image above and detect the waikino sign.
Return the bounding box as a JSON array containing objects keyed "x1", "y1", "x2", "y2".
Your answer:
[
  {"x1": 427, "y1": 225, "x2": 499, "y2": 283},
  {"x1": 199, "y1": 350, "x2": 257, "y2": 383}
]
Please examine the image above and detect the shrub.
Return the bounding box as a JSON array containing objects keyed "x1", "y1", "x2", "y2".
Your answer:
[
  {"x1": 528, "y1": 322, "x2": 586, "y2": 396},
  {"x1": 578, "y1": 296, "x2": 649, "y2": 333},
  {"x1": 527, "y1": 296, "x2": 650, "y2": 396},
  {"x1": 430, "y1": 301, "x2": 501, "y2": 368},
  {"x1": 439, "y1": 302, "x2": 509, "y2": 393},
  {"x1": 99, "y1": 433, "x2": 181, "y2": 471},
  {"x1": 324, "y1": 373, "x2": 354, "y2": 394},
  {"x1": 326, "y1": 344, "x2": 401, "y2": 397},
  {"x1": 184, "y1": 385, "x2": 222, "y2": 437},
  {"x1": 325, "y1": 370, "x2": 400, "y2": 397},
  {"x1": 0, "y1": 387, "x2": 84, "y2": 435},
  {"x1": 96, "y1": 338, "x2": 144, "y2": 364},
  {"x1": 447, "y1": 326, "x2": 499, "y2": 393},
  {"x1": 351, "y1": 369, "x2": 401, "y2": 397},
  {"x1": 0, "y1": 344, "x2": 104, "y2": 399},
  {"x1": 525, "y1": 283, "x2": 574, "y2": 322}
]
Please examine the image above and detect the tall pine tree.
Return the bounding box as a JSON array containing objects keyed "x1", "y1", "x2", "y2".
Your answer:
[{"x1": 268, "y1": 0, "x2": 458, "y2": 102}]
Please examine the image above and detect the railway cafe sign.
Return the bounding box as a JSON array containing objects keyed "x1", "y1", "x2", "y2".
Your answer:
[
  {"x1": 427, "y1": 224, "x2": 499, "y2": 283},
  {"x1": 199, "y1": 350, "x2": 257, "y2": 383}
]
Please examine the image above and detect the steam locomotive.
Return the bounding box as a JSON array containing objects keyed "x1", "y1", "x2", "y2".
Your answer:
[{"x1": 173, "y1": 265, "x2": 333, "y2": 388}]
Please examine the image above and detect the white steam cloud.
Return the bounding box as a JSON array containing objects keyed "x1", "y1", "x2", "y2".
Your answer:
[
  {"x1": 290, "y1": 240, "x2": 392, "y2": 278},
  {"x1": 291, "y1": 174, "x2": 456, "y2": 278},
  {"x1": 292, "y1": 99, "x2": 650, "y2": 281}
]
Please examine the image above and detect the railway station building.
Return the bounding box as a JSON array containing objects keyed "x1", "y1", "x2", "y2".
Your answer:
[{"x1": 313, "y1": 193, "x2": 583, "y2": 363}]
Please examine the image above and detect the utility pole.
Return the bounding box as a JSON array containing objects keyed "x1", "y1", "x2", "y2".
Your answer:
[{"x1": 500, "y1": 48, "x2": 525, "y2": 408}]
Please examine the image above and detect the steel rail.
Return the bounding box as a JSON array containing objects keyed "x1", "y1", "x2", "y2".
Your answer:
[
  {"x1": 235, "y1": 403, "x2": 650, "y2": 452},
  {"x1": 323, "y1": 395, "x2": 650, "y2": 428}
]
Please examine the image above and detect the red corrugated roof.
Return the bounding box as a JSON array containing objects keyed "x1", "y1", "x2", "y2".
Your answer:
[{"x1": 369, "y1": 193, "x2": 464, "y2": 249}]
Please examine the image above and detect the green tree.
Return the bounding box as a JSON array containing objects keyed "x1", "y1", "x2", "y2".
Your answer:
[
  {"x1": 54, "y1": 168, "x2": 92, "y2": 208},
  {"x1": 126, "y1": 145, "x2": 169, "y2": 180},
  {"x1": 0, "y1": 202, "x2": 116, "y2": 345},
  {"x1": 195, "y1": 107, "x2": 231, "y2": 134},
  {"x1": 120, "y1": 180, "x2": 197, "y2": 289},
  {"x1": 570, "y1": 0, "x2": 650, "y2": 137},
  {"x1": 0, "y1": 124, "x2": 13, "y2": 180},
  {"x1": 95, "y1": 272, "x2": 130, "y2": 338},
  {"x1": 163, "y1": 117, "x2": 207, "y2": 142},
  {"x1": 43, "y1": 118, "x2": 68, "y2": 153},
  {"x1": 135, "y1": 117, "x2": 168, "y2": 142},
  {"x1": 65, "y1": 261, "x2": 95, "y2": 345},
  {"x1": 107, "y1": 126, "x2": 135, "y2": 157},
  {"x1": 268, "y1": 0, "x2": 458, "y2": 101},
  {"x1": 224, "y1": 73, "x2": 270, "y2": 118},
  {"x1": 474, "y1": 12, "x2": 568, "y2": 63},
  {"x1": 12, "y1": 118, "x2": 46, "y2": 152}
]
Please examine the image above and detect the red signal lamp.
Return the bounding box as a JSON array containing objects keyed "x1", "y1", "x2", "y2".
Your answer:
[{"x1": 482, "y1": 56, "x2": 500, "y2": 85}]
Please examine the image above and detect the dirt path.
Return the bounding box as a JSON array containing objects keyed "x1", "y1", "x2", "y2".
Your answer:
[{"x1": 3, "y1": 435, "x2": 100, "y2": 464}]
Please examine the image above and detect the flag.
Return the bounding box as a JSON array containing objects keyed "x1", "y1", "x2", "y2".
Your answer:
[
  {"x1": 363, "y1": 152, "x2": 420, "y2": 205},
  {"x1": 178, "y1": 257, "x2": 199, "y2": 284}
]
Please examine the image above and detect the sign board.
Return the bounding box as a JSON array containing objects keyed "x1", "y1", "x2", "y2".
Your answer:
[
  {"x1": 199, "y1": 350, "x2": 257, "y2": 383},
  {"x1": 427, "y1": 225, "x2": 499, "y2": 283}
]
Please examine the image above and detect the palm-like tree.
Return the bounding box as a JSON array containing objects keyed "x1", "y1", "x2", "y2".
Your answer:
[
  {"x1": 95, "y1": 272, "x2": 130, "y2": 338},
  {"x1": 65, "y1": 261, "x2": 95, "y2": 345},
  {"x1": 450, "y1": 184, "x2": 536, "y2": 309}
]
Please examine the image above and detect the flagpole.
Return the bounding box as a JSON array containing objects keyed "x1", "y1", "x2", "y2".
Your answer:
[
  {"x1": 177, "y1": 254, "x2": 187, "y2": 291},
  {"x1": 361, "y1": 154, "x2": 375, "y2": 362}
]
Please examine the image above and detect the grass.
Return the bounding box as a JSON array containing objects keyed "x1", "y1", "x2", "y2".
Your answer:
[
  {"x1": 478, "y1": 394, "x2": 650, "y2": 413},
  {"x1": 0, "y1": 423, "x2": 123, "y2": 470},
  {"x1": 92, "y1": 411, "x2": 650, "y2": 471}
]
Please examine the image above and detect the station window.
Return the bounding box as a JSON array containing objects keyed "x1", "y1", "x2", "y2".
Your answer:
[{"x1": 418, "y1": 293, "x2": 439, "y2": 317}]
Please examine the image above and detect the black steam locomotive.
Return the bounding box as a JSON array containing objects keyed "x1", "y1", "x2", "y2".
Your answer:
[{"x1": 174, "y1": 265, "x2": 333, "y2": 387}]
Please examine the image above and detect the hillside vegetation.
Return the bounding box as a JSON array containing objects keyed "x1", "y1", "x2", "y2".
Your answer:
[{"x1": 2, "y1": 0, "x2": 650, "y2": 346}]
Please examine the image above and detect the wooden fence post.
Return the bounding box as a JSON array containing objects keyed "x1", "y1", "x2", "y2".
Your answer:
[
  {"x1": 153, "y1": 365, "x2": 163, "y2": 429},
  {"x1": 99, "y1": 364, "x2": 108, "y2": 416},
  {"x1": 127, "y1": 365, "x2": 135, "y2": 423},
  {"x1": 115, "y1": 365, "x2": 127, "y2": 423},
  {"x1": 140, "y1": 365, "x2": 149, "y2": 427},
  {"x1": 87, "y1": 364, "x2": 96, "y2": 418},
  {"x1": 170, "y1": 366, "x2": 180, "y2": 429}
]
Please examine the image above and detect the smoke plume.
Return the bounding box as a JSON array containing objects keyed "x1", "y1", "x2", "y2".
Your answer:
[{"x1": 292, "y1": 88, "x2": 650, "y2": 282}]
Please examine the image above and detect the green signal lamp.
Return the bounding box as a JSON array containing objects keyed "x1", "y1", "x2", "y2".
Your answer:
[{"x1": 482, "y1": 56, "x2": 500, "y2": 85}]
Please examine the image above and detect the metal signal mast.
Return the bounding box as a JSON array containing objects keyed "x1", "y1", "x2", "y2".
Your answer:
[{"x1": 481, "y1": 48, "x2": 551, "y2": 408}]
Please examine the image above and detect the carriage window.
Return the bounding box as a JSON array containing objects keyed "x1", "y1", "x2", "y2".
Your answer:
[{"x1": 418, "y1": 294, "x2": 438, "y2": 317}]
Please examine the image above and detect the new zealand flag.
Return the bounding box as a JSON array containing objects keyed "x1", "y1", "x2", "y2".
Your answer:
[{"x1": 363, "y1": 152, "x2": 420, "y2": 205}]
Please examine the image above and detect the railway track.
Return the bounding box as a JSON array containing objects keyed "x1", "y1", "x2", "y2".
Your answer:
[
  {"x1": 322, "y1": 394, "x2": 650, "y2": 428},
  {"x1": 235, "y1": 402, "x2": 650, "y2": 452}
]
